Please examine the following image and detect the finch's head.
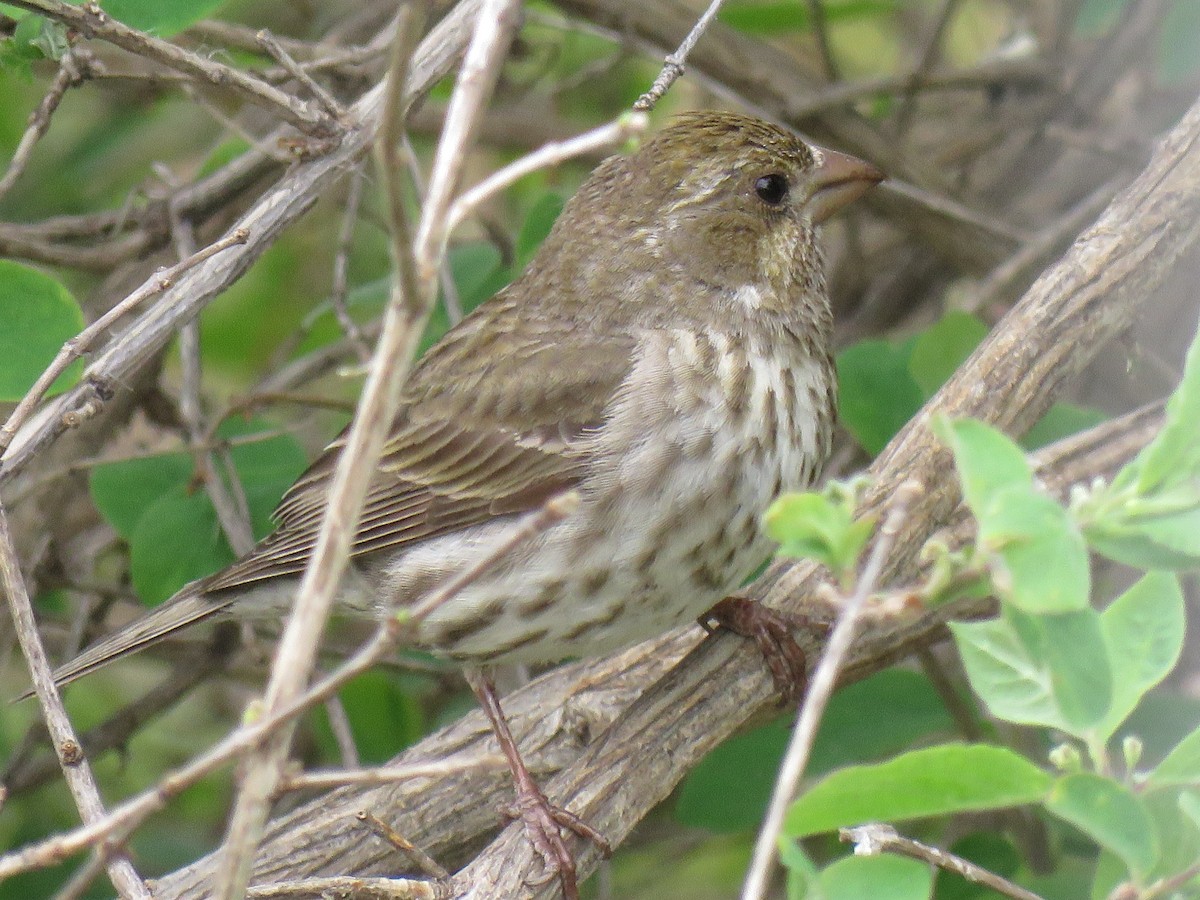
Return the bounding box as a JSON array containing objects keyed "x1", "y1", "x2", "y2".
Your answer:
[{"x1": 521, "y1": 111, "x2": 883, "y2": 320}]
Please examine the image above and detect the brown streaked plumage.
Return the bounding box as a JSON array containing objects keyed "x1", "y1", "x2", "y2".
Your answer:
[
  {"x1": 50, "y1": 111, "x2": 881, "y2": 688},
  {"x1": 44, "y1": 111, "x2": 882, "y2": 899}
]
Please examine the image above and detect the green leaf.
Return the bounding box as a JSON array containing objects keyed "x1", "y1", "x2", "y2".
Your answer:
[
  {"x1": 935, "y1": 417, "x2": 1032, "y2": 516},
  {"x1": 808, "y1": 669, "x2": 957, "y2": 776},
  {"x1": 1023, "y1": 403, "x2": 1107, "y2": 450},
  {"x1": 953, "y1": 607, "x2": 1111, "y2": 735},
  {"x1": 1179, "y1": 790, "x2": 1200, "y2": 832},
  {"x1": 312, "y1": 671, "x2": 424, "y2": 765},
  {"x1": 1087, "y1": 504, "x2": 1200, "y2": 571},
  {"x1": 781, "y1": 839, "x2": 823, "y2": 900},
  {"x1": 1149, "y1": 723, "x2": 1200, "y2": 790},
  {"x1": 819, "y1": 854, "x2": 933, "y2": 900},
  {"x1": 908, "y1": 311, "x2": 987, "y2": 397},
  {"x1": 129, "y1": 485, "x2": 235, "y2": 606},
  {"x1": 1094, "y1": 572, "x2": 1185, "y2": 742},
  {"x1": 1125, "y1": 321, "x2": 1200, "y2": 494},
  {"x1": 1045, "y1": 773, "x2": 1159, "y2": 879},
  {"x1": 981, "y1": 486, "x2": 1091, "y2": 614},
  {"x1": 0, "y1": 260, "x2": 85, "y2": 401},
  {"x1": 764, "y1": 491, "x2": 874, "y2": 576},
  {"x1": 100, "y1": 0, "x2": 229, "y2": 37},
  {"x1": 677, "y1": 670, "x2": 955, "y2": 831},
  {"x1": 837, "y1": 340, "x2": 924, "y2": 456},
  {"x1": 515, "y1": 193, "x2": 564, "y2": 266},
  {"x1": 447, "y1": 241, "x2": 504, "y2": 310},
  {"x1": 90, "y1": 453, "x2": 194, "y2": 540},
  {"x1": 676, "y1": 717, "x2": 790, "y2": 832},
  {"x1": 785, "y1": 744, "x2": 1051, "y2": 837}
]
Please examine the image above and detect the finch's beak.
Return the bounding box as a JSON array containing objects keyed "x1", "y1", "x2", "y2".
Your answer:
[{"x1": 807, "y1": 147, "x2": 884, "y2": 224}]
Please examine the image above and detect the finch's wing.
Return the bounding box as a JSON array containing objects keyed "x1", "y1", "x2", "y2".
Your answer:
[
  {"x1": 40, "y1": 295, "x2": 636, "y2": 693},
  {"x1": 201, "y1": 299, "x2": 636, "y2": 593}
]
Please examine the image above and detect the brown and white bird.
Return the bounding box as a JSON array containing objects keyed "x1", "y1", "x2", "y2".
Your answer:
[{"x1": 48, "y1": 111, "x2": 882, "y2": 898}]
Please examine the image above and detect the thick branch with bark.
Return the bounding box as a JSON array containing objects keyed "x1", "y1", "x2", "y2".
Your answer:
[{"x1": 153, "y1": 91, "x2": 1200, "y2": 898}]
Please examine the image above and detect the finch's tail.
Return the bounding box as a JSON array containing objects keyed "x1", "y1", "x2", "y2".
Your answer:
[{"x1": 16, "y1": 588, "x2": 231, "y2": 701}]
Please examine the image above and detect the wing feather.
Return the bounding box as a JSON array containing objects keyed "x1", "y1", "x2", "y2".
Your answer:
[{"x1": 200, "y1": 304, "x2": 636, "y2": 596}]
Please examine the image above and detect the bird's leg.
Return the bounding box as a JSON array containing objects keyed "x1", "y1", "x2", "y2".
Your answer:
[
  {"x1": 700, "y1": 596, "x2": 822, "y2": 706},
  {"x1": 465, "y1": 668, "x2": 611, "y2": 900}
]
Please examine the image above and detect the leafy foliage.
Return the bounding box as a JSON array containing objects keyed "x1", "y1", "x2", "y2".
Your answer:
[{"x1": 0, "y1": 260, "x2": 83, "y2": 400}]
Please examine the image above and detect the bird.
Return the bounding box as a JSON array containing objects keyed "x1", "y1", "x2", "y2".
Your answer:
[{"x1": 44, "y1": 111, "x2": 882, "y2": 898}]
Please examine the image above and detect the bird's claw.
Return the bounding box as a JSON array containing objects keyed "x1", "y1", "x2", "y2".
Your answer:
[
  {"x1": 500, "y1": 786, "x2": 611, "y2": 899},
  {"x1": 701, "y1": 596, "x2": 817, "y2": 706}
]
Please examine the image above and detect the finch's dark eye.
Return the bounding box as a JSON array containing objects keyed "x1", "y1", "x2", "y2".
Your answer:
[{"x1": 754, "y1": 173, "x2": 789, "y2": 206}]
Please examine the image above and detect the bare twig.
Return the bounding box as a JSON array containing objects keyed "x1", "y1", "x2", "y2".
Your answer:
[
  {"x1": 398, "y1": 135, "x2": 464, "y2": 324},
  {"x1": 893, "y1": 0, "x2": 965, "y2": 136},
  {"x1": 256, "y1": 29, "x2": 346, "y2": 121},
  {"x1": 0, "y1": 502, "x2": 150, "y2": 900},
  {"x1": 5, "y1": 0, "x2": 335, "y2": 135},
  {"x1": 172, "y1": 219, "x2": 255, "y2": 555},
  {"x1": 0, "y1": 48, "x2": 95, "y2": 201},
  {"x1": 322, "y1": 694, "x2": 361, "y2": 769},
  {"x1": 330, "y1": 165, "x2": 374, "y2": 361},
  {"x1": 2, "y1": 645, "x2": 224, "y2": 796},
  {"x1": 245, "y1": 875, "x2": 449, "y2": 899},
  {"x1": 841, "y1": 824, "x2": 1046, "y2": 900},
  {"x1": 633, "y1": 0, "x2": 727, "y2": 111},
  {"x1": 0, "y1": 229, "x2": 248, "y2": 456},
  {"x1": 277, "y1": 757, "x2": 506, "y2": 794},
  {"x1": 445, "y1": 111, "x2": 649, "y2": 234},
  {"x1": 740, "y1": 482, "x2": 922, "y2": 900},
  {"x1": 358, "y1": 811, "x2": 451, "y2": 879},
  {"x1": 805, "y1": 0, "x2": 839, "y2": 81}
]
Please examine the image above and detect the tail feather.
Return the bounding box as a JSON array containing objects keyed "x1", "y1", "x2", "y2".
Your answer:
[{"x1": 17, "y1": 589, "x2": 231, "y2": 701}]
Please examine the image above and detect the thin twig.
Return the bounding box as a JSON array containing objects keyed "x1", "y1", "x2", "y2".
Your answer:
[
  {"x1": 322, "y1": 693, "x2": 361, "y2": 769},
  {"x1": 0, "y1": 492, "x2": 573, "y2": 883},
  {"x1": 0, "y1": 48, "x2": 96, "y2": 201},
  {"x1": 172, "y1": 218, "x2": 255, "y2": 555},
  {"x1": 633, "y1": 0, "x2": 727, "y2": 111},
  {"x1": 358, "y1": 810, "x2": 451, "y2": 879},
  {"x1": 741, "y1": 481, "x2": 922, "y2": 900},
  {"x1": 841, "y1": 824, "x2": 1046, "y2": 900},
  {"x1": 445, "y1": 111, "x2": 649, "y2": 234},
  {"x1": 245, "y1": 876, "x2": 449, "y2": 899},
  {"x1": 399, "y1": 135, "x2": 464, "y2": 324},
  {"x1": 805, "y1": 0, "x2": 840, "y2": 81},
  {"x1": 277, "y1": 756, "x2": 506, "y2": 793},
  {"x1": 0, "y1": 502, "x2": 151, "y2": 900},
  {"x1": 5, "y1": 0, "x2": 335, "y2": 135},
  {"x1": 893, "y1": 0, "x2": 965, "y2": 136},
  {"x1": 330, "y1": 165, "x2": 374, "y2": 362},
  {"x1": 255, "y1": 29, "x2": 345, "y2": 120},
  {"x1": 1113, "y1": 858, "x2": 1200, "y2": 900},
  {"x1": 0, "y1": 229, "x2": 248, "y2": 456}
]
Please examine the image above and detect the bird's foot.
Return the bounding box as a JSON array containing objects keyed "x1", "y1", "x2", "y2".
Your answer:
[
  {"x1": 467, "y1": 668, "x2": 610, "y2": 899},
  {"x1": 500, "y1": 786, "x2": 612, "y2": 899},
  {"x1": 701, "y1": 596, "x2": 818, "y2": 706}
]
